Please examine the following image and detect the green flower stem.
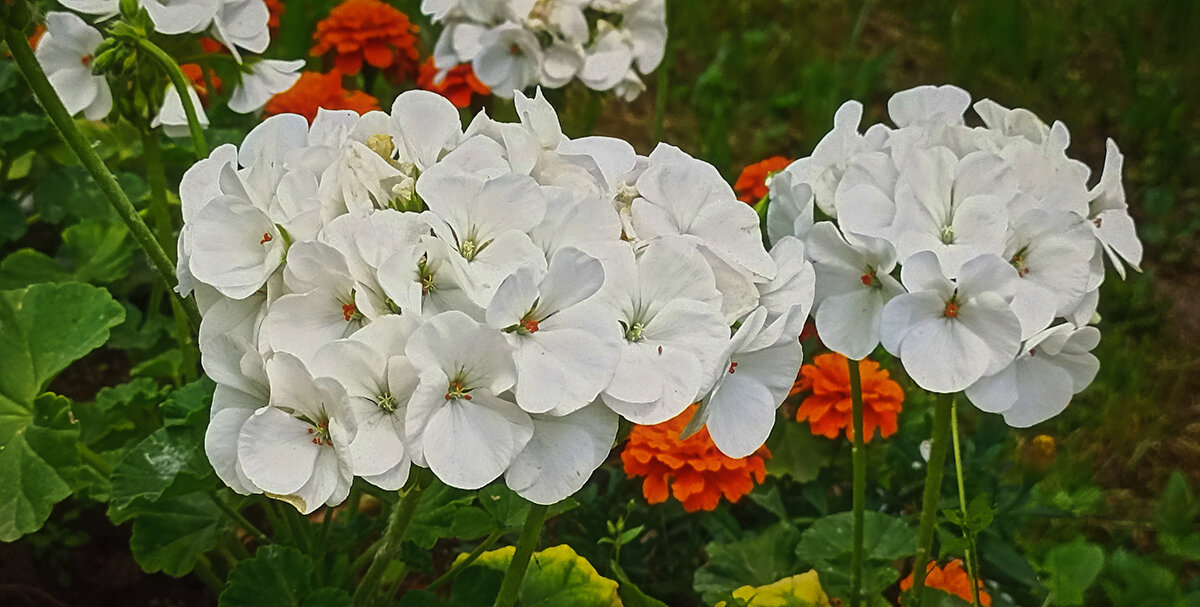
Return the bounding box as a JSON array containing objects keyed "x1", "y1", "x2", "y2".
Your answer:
[
  {"x1": 134, "y1": 38, "x2": 208, "y2": 159},
  {"x1": 194, "y1": 555, "x2": 225, "y2": 592},
  {"x1": 143, "y1": 129, "x2": 199, "y2": 382},
  {"x1": 494, "y1": 503, "x2": 550, "y2": 607},
  {"x1": 354, "y1": 481, "x2": 427, "y2": 606},
  {"x1": 427, "y1": 530, "x2": 505, "y2": 591},
  {"x1": 2, "y1": 21, "x2": 201, "y2": 330},
  {"x1": 209, "y1": 491, "x2": 271, "y2": 546},
  {"x1": 77, "y1": 443, "x2": 113, "y2": 476},
  {"x1": 951, "y1": 400, "x2": 982, "y2": 607},
  {"x1": 849, "y1": 358, "x2": 866, "y2": 607},
  {"x1": 912, "y1": 391, "x2": 954, "y2": 605}
]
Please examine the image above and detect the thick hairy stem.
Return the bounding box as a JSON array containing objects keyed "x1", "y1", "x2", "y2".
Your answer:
[
  {"x1": 911, "y1": 392, "x2": 954, "y2": 605},
  {"x1": 354, "y1": 483, "x2": 426, "y2": 606},
  {"x1": 3, "y1": 20, "x2": 201, "y2": 329},
  {"x1": 494, "y1": 503, "x2": 550, "y2": 607},
  {"x1": 849, "y1": 358, "x2": 866, "y2": 607},
  {"x1": 951, "y1": 400, "x2": 982, "y2": 607}
]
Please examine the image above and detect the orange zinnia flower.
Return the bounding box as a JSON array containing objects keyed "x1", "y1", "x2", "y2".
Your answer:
[
  {"x1": 418, "y1": 57, "x2": 490, "y2": 109},
  {"x1": 792, "y1": 353, "x2": 903, "y2": 443},
  {"x1": 734, "y1": 156, "x2": 791, "y2": 204},
  {"x1": 310, "y1": 0, "x2": 420, "y2": 76},
  {"x1": 264, "y1": 71, "x2": 379, "y2": 123},
  {"x1": 900, "y1": 560, "x2": 992, "y2": 606},
  {"x1": 621, "y1": 404, "x2": 769, "y2": 512}
]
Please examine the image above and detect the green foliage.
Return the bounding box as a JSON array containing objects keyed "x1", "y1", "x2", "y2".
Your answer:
[
  {"x1": 220, "y1": 545, "x2": 354, "y2": 607},
  {"x1": 128, "y1": 493, "x2": 226, "y2": 577},
  {"x1": 1042, "y1": 540, "x2": 1105, "y2": 606},
  {"x1": 795, "y1": 512, "x2": 918, "y2": 602},
  {"x1": 0, "y1": 282, "x2": 125, "y2": 540},
  {"x1": 694, "y1": 523, "x2": 803, "y2": 604}
]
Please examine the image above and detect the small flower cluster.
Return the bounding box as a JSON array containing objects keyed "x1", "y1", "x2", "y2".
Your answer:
[
  {"x1": 38, "y1": 0, "x2": 302, "y2": 128},
  {"x1": 181, "y1": 89, "x2": 815, "y2": 512},
  {"x1": 422, "y1": 0, "x2": 667, "y2": 100},
  {"x1": 768, "y1": 85, "x2": 1142, "y2": 427}
]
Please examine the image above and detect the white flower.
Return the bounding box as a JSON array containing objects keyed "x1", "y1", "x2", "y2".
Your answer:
[
  {"x1": 260, "y1": 241, "x2": 362, "y2": 363},
  {"x1": 404, "y1": 311, "x2": 533, "y2": 489},
  {"x1": 622, "y1": 0, "x2": 667, "y2": 74},
  {"x1": 504, "y1": 403, "x2": 618, "y2": 505},
  {"x1": 486, "y1": 247, "x2": 622, "y2": 415},
  {"x1": 891, "y1": 147, "x2": 1015, "y2": 277},
  {"x1": 881, "y1": 252, "x2": 1022, "y2": 393},
  {"x1": 765, "y1": 171, "x2": 814, "y2": 246},
  {"x1": 965, "y1": 323, "x2": 1100, "y2": 427},
  {"x1": 580, "y1": 26, "x2": 633, "y2": 91},
  {"x1": 141, "y1": 0, "x2": 219, "y2": 36},
  {"x1": 57, "y1": 0, "x2": 119, "y2": 19},
  {"x1": 418, "y1": 172, "x2": 548, "y2": 305},
  {"x1": 887, "y1": 84, "x2": 971, "y2": 128},
  {"x1": 776, "y1": 101, "x2": 886, "y2": 216},
  {"x1": 153, "y1": 83, "x2": 210, "y2": 138},
  {"x1": 756, "y1": 236, "x2": 816, "y2": 325},
  {"x1": 684, "y1": 306, "x2": 805, "y2": 458},
  {"x1": 211, "y1": 0, "x2": 270, "y2": 59},
  {"x1": 238, "y1": 352, "x2": 354, "y2": 514},
  {"x1": 311, "y1": 316, "x2": 420, "y2": 490},
  {"x1": 35, "y1": 12, "x2": 112, "y2": 121},
  {"x1": 1087, "y1": 139, "x2": 1143, "y2": 278},
  {"x1": 599, "y1": 238, "x2": 729, "y2": 424},
  {"x1": 1004, "y1": 209, "x2": 1095, "y2": 339},
  {"x1": 473, "y1": 23, "x2": 543, "y2": 97},
  {"x1": 228, "y1": 59, "x2": 304, "y2": 114},
  {"x1": 319, "y1": 209, "x2": 431, "y2": 319},
  {"x1": 806, "y1": 223, "x2": 903, "y2": 360},
  {"x1": 186, "y1": 185, "x2": 285, "y2": 299},
  {"x1": 206, "y1": 382, "x2": 266, "y2": 496}
]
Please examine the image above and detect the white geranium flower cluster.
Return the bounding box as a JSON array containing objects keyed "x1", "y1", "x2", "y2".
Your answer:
[
  {"x1": 423, "y1": 0, "x2": 666, "y2": 100},
  {"x1": 36, "y1": 1, "x2": 301, "y2": 128},
  {"x1": 769, "y1": 84, "x2": 1143, "y2": 427},
  {"x1": 182, "y1": 89, "x2": 814, "y2": 512}
]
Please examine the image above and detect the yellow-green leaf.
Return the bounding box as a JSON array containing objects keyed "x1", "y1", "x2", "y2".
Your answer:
[
  {"x1": 463, "y1": 544, "x2": 623, "y2": 607},
  {"x1": 717, "y1": 571, "x2": 832, "y2": 607}
]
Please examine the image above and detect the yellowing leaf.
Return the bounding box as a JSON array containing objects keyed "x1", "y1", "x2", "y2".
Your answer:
[
  {"x1": 463, "y1": 544, "x2": 623, "y2": 606},
  {"x1": 717, "y1": 571, "x2": 832, "y2": 607}
]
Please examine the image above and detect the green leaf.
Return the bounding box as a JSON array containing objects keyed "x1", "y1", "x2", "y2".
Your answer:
[
  {"x1": 0, "y1": 112, "x2": 49, "y2": 147},
  {"x1": 0, "y1": 249, "x2": 73, "y2": 289},
  {"x1": 162, "y1": 377, "x2": 215, "y2": 428},
  {"x1": 612, "y1": 561, "x2": 668, "y2": 607},
  {"x1": 468, "y1": 544, "x2": 623, "y2": 606},
  {"x1": 220, "y1": 545, "x2": 354, "y2": 606},
  {"x1": 409, "y1": 482, "x2": 477, "y2": 548},
  {"x1": 694, "y1": 523, "x2": 802, "y2": 604},
  {"x1": 794, "y1": 512, "x2": 917, "y2": 601},
  {"x1": 109, "y1": 423, "x2": 214, "y2": 516},
  {"x1": 765, "y1": 418, "x2": 832, "y2": 483},
  {"x1": 1044, "y1": 540, "x2": 1104, "y2": 606},
  {"x1": 1157, "y1": 471, "x2": 1200, "y2": 559},
  {"x1": 0, "y1": 282, "x2": 125, "y2": 540},
  {"x1": 33, "y1": 165, "x2": 147, "y2": 223},
  {"x1": 129, "y1": 493, "x2": 227, "y2": 577},
  {"x1": 61, "y1": 220, "x2": 134, "y2": 284}
]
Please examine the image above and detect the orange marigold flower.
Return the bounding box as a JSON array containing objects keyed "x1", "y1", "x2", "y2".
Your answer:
[
  {"x1": 418, "y1": 57, "x2": 490, "y2": 109},
  {"x1": 621, "y1": 404, "x2": 769, "y2": 512},
  {"x1": 900, "y1": 560, "x2": 992, "y2": 606},
  {"x1": 310, "y1": 0, "x2": 420, "y2": 76},
  {"x1": 28, "y1": 24, "x2": 46, "y2": 49},
  {"x1": 180, "y1": 63, "x2": 223, "y2": 103},
  {"x1": 264, "y1": 71, "x2": 379, "y2": 123},
  {"x1": 792, "y1": 352, "x2": 903, "y2": 443},
  {"x1": 266, "y1": 0, "x2": 285, "y2": 32},
  {"x1": 734, "y1": 156, "x2": 791, "y2": 203}
]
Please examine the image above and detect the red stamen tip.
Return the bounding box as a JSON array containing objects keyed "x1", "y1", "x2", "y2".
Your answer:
[
  {"x1": 944, "y1": 301, "x2": 960, "y2": 318},
  {"x1": 342, "y1": 303, "x2": 357, "y2": 322},
  {"x1": 260, "y1": 232, "x2": 273, "y2": 245}
]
